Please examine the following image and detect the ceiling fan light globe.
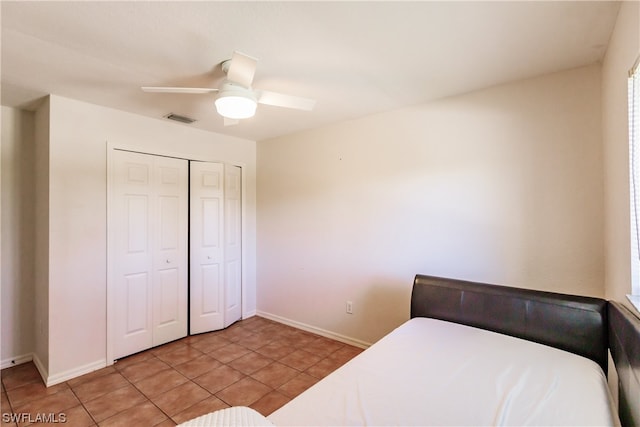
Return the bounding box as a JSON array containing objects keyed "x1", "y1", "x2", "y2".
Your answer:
[{"x1": 215, "y1": 95, "x2": 257, "y2": 120}]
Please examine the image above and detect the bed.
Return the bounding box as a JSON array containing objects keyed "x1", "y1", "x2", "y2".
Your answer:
[
  {"x1": 181, "y1": 274, "x2": 640, "y2": 426},
  {"x1": 609, "y1": 300, "x2": 640, "y2": 427}
]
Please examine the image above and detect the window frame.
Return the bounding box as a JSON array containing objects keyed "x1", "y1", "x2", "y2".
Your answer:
[{"x1": 628, "y1": 55, "x2": 640, "y2": 311}]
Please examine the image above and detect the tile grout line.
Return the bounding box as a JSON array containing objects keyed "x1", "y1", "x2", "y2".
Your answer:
[
  {"x1": 118, "y1": 353, "x2": 176, "y2": 426},
  {"x1": 65, "y1": 381, "x2": 99, "y2": 427},
  {"x1": 1, "y1": 317, "x2": 360, "y2": 425},
  {"x1": 2, "y1": 380, "x2": 18, "y2": 427},
  {"x1": 120, "y1": 345, "x2": 247, "y2": 425}
]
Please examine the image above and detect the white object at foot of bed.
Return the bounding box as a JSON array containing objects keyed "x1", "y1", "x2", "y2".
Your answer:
[
  {"x1": 178, "y1": 406, "x2": 274, "y2": 426},
  {"x1": 268, "y1": 317, "x2": 619, "y2": 426}
]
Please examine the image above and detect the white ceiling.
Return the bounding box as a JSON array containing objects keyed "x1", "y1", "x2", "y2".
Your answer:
[{"x1": 1, "y1": 1, "x2": 621, "y2": 142}]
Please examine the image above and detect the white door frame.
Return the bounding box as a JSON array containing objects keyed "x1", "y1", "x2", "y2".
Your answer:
[{"x1": 106, "y1": 141, "x2": 248, "y2": 365}]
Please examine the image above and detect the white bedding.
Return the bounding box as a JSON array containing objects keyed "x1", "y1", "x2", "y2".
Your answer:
[
  {"x1": 179, "y1": 406, "x2": 274, "y2": 427},
  {"x1": 268, "y1": 317, "x2": 618, "y2": 426}
]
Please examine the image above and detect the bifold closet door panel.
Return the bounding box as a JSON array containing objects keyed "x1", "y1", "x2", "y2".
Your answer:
[
  {"x1": 190, "y1": 161, "x2": 225, "y2": 334},
  {"x1": 152, "y1": 155, "x2": 189, "y2": 346},
  {"x1": 112, "y1": 151, "x2": 154, "y2": 359},
  {"x1": 112, "y1": 151, "x2": 188, "y2": 359},
  {"x1": 224, "y1": 165, "x2": 242, "y2": 328}
]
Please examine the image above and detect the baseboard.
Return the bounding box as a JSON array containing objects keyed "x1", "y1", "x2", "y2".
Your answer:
[
  {"x1": 32, "y1": 353, "x2": 48, "y2": 385},
  {"x1": 44, "y1": 358, "x2": 107, "y2": 387},
  {"x1": 256, "y1": 311, "x2": 371, "y2": 349},
  {"x1": 243, "y1": 309, "x2": 257, "y2": 319},
  {"x1": 1, "y1": 353, "x2": 33, "y2": 370}
]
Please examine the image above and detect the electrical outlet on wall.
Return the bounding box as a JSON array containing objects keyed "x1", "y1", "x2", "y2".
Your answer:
[{"x1": 346, "y1": 301, "x2": 353, "y2": 314}]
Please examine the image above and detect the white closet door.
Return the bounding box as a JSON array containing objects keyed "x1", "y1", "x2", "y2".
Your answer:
[
  {"x1": 224, "y1": 165, "x2": 242, "y2": 327},
  {"x1": 112, "y1": 151, "x2": 188, "y2": 359},
  {"x1": 152, "y1": 156, "x2": 189, "y2": 346},
  {"x1": 112, "y1": 151, "x2": 154, "y2": 358},
  {"x1": 190, "y1": 161, "x2": 225, "y2": 334}
]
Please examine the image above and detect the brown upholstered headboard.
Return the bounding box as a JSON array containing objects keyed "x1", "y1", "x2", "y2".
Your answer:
[
  {"x1": 608, "y1": 301, "x2": 640, "y2": 427},
  {"x1": 410, "y1": 274, "x2": 609, "y2": 373}
]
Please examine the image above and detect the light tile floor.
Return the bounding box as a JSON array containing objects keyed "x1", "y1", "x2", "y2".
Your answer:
[{"x1": 1, "y1": 316, "x2": 363, "y2": 426}]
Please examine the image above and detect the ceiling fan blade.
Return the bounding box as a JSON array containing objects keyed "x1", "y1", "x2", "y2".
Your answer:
[
  {"x1": 141, "y1": 86, "x2": 218, "y2": 94},
  {"x1": 226, "y1": 51, "x2": 258, "y2": 88},
  {"x1": 257, "y1": 90, "x2": 317, "y2": 111},
  {"x1": 224, "y1": 117, "x2": 239, "y2": 127}
]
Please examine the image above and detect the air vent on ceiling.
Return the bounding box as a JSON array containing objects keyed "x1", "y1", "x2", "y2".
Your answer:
[{"x1": 164, "y1": 113, "x2": 196, "y2": 124}]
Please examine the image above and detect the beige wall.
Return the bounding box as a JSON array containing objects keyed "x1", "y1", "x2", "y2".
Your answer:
[
  {"x1": 257, "y1": 65, "x2": 604, "y2": 345},
  {"x1": 1, "y1": 106, "x2": 36, "y2": 367},
  {"x1": 602, "y1": 1, "x2": 640, "y2": 305},
  {"x1": 21, "y1": 95, "x2": 257, "y2": 384}
]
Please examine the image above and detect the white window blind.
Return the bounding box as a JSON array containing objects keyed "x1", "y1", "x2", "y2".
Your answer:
[{"x1": 628, "y1": 57, "x2": 640, "y2": 308}]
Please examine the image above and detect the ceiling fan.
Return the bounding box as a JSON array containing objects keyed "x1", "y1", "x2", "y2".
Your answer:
[{"x1": 142, "y1": 51, "x2": 316, "y2": 126}]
